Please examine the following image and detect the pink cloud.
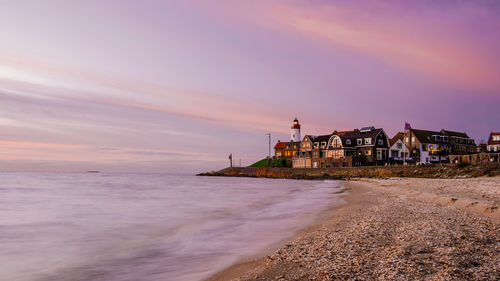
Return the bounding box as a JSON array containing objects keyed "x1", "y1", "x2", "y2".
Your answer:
[{"x1": 201, "y1": 1, "x2": 500, "y2": 93}]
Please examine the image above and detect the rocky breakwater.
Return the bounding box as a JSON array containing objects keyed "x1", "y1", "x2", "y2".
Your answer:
[{"x1": 198, "y1": 163, "x2": 500, "y2": 180}]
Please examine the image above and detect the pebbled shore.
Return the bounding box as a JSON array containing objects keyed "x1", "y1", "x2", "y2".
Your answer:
[{"x1": 208, "y1": 177, "x2": 500, "y2": 281}]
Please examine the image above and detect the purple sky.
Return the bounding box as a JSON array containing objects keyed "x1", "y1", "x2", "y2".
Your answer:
[{"x1": 1, "y1": 1, "x2": 499, "y2": 173}]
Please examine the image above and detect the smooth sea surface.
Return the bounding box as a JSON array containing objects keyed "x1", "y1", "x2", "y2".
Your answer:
[{"x1": 0, "y1": 172, "x2": 344, "y2": 281}]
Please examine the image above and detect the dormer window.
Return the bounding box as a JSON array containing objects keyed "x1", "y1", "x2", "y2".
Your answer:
[
  {"x1": 364, "y1": 138, "x2": 371, "y2": 145},
  {"x1": 346, "y1": 139, "x2": 351, "y2": 145},
  {"x1": 321, "y1": 141, "x2": 326, "y2": 147},
  {"x1": 357, "y1": 139, "x2": 362, "y2": 145},
  {"x1": 314, "y1": 142, "x2": 319, "y2": 148}
]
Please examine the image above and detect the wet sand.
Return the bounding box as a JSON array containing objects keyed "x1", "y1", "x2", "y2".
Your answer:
[{"x1": 207, "y1": 177, "x2": 500, "y2": 280}]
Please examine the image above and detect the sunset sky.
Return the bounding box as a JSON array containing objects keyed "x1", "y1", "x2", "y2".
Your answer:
[{"x1": 1, "y1": 1, "x2": 499, "y2": 172}]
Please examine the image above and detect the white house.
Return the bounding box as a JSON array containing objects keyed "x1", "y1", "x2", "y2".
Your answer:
[
  {"x1": 389, "y1": 139, "x2": 409, "y2": 161},
  {"x1": 487, "y1": 132, "x2": 500, "y2": 152}
]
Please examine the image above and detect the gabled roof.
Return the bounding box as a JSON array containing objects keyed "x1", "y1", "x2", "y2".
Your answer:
[
  {"x1": 274, "y1": 141, "x2": 288, "y2": 149},
  {"x1": 389, "y1": 132, "x2": 405, "y2": 146},
  {"x1": 489, "y1": 132, "x2": 500, "y2": 145},
  {"x1": 412, "y1": 129, "x2": 445, "y2": 144}
]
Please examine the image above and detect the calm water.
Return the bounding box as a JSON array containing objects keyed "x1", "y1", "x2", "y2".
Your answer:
[{"x1": 0, "y1": 172, "x2": 344, "y2": 281}]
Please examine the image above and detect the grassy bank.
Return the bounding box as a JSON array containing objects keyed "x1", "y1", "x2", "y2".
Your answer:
[{"x1": 198, "y1": 163, "x2": 500, "y2": 180}]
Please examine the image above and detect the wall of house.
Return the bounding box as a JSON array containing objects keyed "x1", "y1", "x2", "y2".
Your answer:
[{"x1": 292, "y1": 157, "x2": 311, "y2": 168}]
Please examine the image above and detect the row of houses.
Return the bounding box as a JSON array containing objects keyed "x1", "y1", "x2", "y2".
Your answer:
[{"x1": 274, "y1": 118, "x2": 498, "y2": 168}]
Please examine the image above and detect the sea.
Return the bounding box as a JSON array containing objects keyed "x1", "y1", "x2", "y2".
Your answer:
[{"x1": 0, "y1": 172, "x2": 345, "y2": 281}]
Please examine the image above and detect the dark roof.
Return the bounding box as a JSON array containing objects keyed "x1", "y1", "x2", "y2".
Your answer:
[
  {"x1": 412, "y1": 129, "x2": 446, "y2": 144},
  {"x1": 331, "y1": 131, "x2": 356, "y2": 147},
  {"x1": 441, "y1": 129, "x2": 470, "y2": 139},
  {"x1": 489, "y1": 132, "x2": 500, "y2": 145},
  {"x1": 347, "y1": 128, "x2": 384, "y2": 142},
  {"x1": 310, "y1": 134, "x2": 332, "y2": 143}
]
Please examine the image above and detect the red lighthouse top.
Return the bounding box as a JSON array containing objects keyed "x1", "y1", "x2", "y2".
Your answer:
[{"x1": 292, "y1": 118, "x2": 300, "y2": 129}]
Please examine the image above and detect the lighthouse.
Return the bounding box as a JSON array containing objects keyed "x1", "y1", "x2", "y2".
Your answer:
[{"x1": 291, "y1": 118, "x2": 301, "y2": 142}]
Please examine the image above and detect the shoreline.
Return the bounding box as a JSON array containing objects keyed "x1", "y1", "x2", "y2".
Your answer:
[
  {"x1": 205, "y1": 180, "x2": 369, "y2": 281},
  {"x1": 207, "y1": 177, "x2": 500, "y2": 280}
]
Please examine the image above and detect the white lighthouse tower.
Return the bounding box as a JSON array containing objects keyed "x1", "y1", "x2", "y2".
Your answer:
[{"x1": 291, "y1": 118, "x2": 301, "y2": 142}]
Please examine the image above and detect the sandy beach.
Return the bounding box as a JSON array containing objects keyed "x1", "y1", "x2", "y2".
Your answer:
[{"x1": 208, "y1": 177, "x2": 500, "y2": 280}]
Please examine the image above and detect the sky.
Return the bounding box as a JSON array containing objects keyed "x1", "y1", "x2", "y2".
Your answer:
[{"x1": 0, "y1": 0, "x2": 499, "y2": 173}]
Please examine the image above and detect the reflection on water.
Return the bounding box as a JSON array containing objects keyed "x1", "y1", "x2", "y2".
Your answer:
[{"x1": 0, "y1": 172, "x2": 343, "y2": 281}]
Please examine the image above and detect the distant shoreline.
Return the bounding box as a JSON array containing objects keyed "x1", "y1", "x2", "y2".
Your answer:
[{"x1": 198, "y1": 163, "x2": 500, "y2": 180}]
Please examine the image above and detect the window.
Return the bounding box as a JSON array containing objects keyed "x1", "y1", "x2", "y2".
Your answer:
[
  {"x1": 377, "y1": 149, "x2": 382, "y2": 160},
  {"x1": 314, "y1": 142, "x2": 319, "y2": 148},
  {"x1": 397, "y1": 143, "x2": 402, "y2": 149},
  {"x1": 365, "y1": 150, "x2": 371, "y2": 156},
  {"x1": 357, "y1": 139, "x2": 362, "y2": 145},
  {"x1": 493, "y1": 136, "x2": 500, "y2": 141},
  {"x1": 364, "y1": 138, "x2": 371, "y2": 145},
  {"x1": 321, "y1": 141, "x2": 326, "y2": 147},
  {"x1": 346, "y1": 139, "x2": 351, "y2": 145},
  {"x1": 377, "y1": 139, "x2": 383, "y2": 145},
  {"x1": 405, "y1": 137, "x2": 409, "y2": 143},
  {"x1": 411, "y1": 137, "x2": 415, "y2": 143},
  {"x1": 332, "y1": 150, "x2": 343, "y2": 159}
]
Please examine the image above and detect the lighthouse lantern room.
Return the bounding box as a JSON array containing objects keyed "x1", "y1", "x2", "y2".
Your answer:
[{"x1": 291, "y1": 118, "x2": 301, "y2": 142}]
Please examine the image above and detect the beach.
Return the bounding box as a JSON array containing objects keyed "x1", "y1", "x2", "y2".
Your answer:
[{"x1": 208, "y1": 177, "x2": 500, "y2": 280}]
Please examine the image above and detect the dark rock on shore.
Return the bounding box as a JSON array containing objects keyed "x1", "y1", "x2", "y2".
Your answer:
[{"x1": 198, "y1": 163, "x2": 500, "y2": 180}]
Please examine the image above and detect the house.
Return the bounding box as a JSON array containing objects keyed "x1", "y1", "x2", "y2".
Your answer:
[
  {"x1": 293, "y1": 135, "x2": 315, "y2": 168},
  {"x1": 388, "y1": 132, "x2": 410, "y2": 163},
  {"x1": 324, "y1": 131, "x2": 356, "y2": 167},
  {"x1": 349, "y1": 127, "x2": 390, "y2": 165},
  {"x1": 274, "y1": 141, "x2": 286, "y2": 157},
  {"x1": 405, "y1": 129, "x2": 451, "y2": 163},
  {"x1": 327, "y1": 131, "x2": 357, "y2": 159},
  {"x1": 440, "y1": 129, "x2": 476, "y2": 154},
  {"x1": 294, "y1": 134, "x2": 332, "y2": 168},
  {"x1": 274, "y1": 140, "x2": 300, "y2": 158},
  {"x1": 487, "y1": 132, "x2": 500, "y2": 152}
]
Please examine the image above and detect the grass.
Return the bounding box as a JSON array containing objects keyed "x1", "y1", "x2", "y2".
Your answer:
[{"x1": 250, "y1": 157, "x2": 289, "y2": 168}]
